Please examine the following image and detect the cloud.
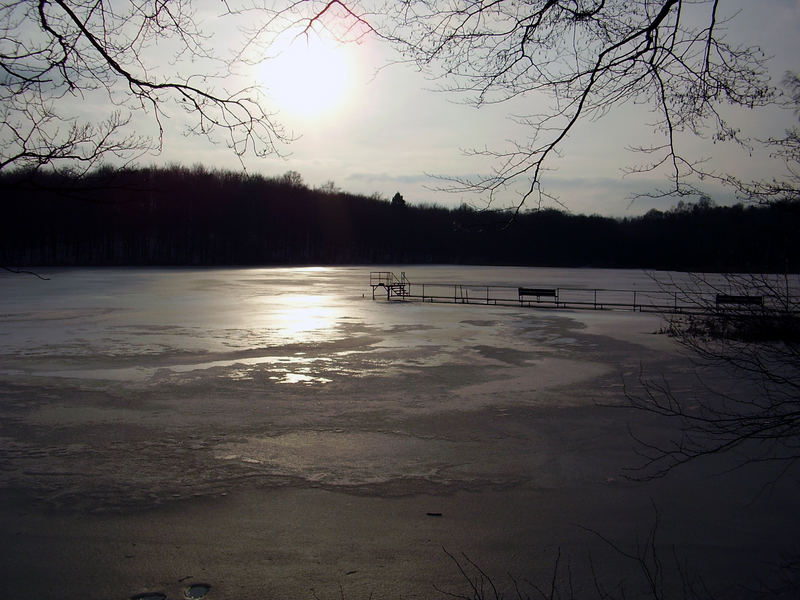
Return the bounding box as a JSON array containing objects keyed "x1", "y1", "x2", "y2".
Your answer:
[{"x1": 346, "y1": 172, "x2": 438, "y2": 184}]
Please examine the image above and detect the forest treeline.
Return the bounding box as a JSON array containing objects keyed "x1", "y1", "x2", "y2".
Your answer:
[{"x1": 2, "y1": 165, "x2": 798, "y2": 272}]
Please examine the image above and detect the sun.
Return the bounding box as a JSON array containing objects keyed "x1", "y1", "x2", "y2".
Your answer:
[{"x1": 258, "y1": 28, "x2": 354, "y2": 118}]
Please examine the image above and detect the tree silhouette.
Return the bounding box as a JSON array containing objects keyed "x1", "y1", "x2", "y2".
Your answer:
[
  {"x1": 2, "y1": 166, "x2": 797, "y2": 270},
  {"x1": 4, "y1": 0, "x2": 785, "y2": 210},
  {"x1": 0, "y1": 0, "x2": 291, "y2": 177},
  {"x1": 627, "y1": 271, "x2": 800, "y2": 481},
  {"x1": 724, "y1": 72, "x2": 800, "y2": 204},
  {"x1": 283, "y1": 1, "x2": 776, "y2": 210},
  {"x1": 622, "y1": 74, "x2": 800, "y2": 480}
]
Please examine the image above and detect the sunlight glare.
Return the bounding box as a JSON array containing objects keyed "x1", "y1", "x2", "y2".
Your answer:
[
  {"x1": 274, "y1": 294, "x2": 339, "y2": 340},
  {"x1": 259, "y1": 28, "x2": 353, "y2": 118}
]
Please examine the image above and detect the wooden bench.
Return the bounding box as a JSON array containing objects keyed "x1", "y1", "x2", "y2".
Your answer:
[
  {"x1": 519, "y1": 287, "x2": 558, "y2": 304},
  {"x1": 716, "y1": 294, "x2": 763, "y2": 307}
]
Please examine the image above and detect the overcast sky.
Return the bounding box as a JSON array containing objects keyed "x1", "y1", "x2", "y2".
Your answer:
[{"x1": 147, "y1": 0, "x2": 800, "y2": 217}]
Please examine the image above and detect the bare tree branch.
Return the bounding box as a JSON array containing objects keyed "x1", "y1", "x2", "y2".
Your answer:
[
  {"x1": 626, "y1": 272, "x2": 800, "y2": 480},
  {"x1": 353, "y1": 0, "x2": 774, "y2": 209},
  {"x1": 0, "y1": 0, "x2": 299, "y2": 176}
]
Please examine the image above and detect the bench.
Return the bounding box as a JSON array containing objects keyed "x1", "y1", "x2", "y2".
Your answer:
[
  {"x1": 716, "y1": 294, "x2": 763, "y2": 307},
  {"x1": 519, "y1": 287, "x2": 558, "y2": 304}
]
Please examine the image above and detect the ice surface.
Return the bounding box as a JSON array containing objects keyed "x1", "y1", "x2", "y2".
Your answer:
[
  {"x1": 0, "y1": 265, "x2": 680, "y2": 501},
  {"x1": 2, "y1": 266, "x2": 798, "y2": 599},
  {"x1": 0, "y1": 265, "x2": 669, "y2": 380}
]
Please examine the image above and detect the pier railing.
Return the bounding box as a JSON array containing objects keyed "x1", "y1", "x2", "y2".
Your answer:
[
  {"x1": 370, "y1": 272, "x2": 800, "y2": 315},
  {"x1": 398, "y1": 282, "x2": 705, "y2": 313}
]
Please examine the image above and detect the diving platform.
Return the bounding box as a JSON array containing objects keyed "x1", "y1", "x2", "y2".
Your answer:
[{"x1": 369, "y1": 271, "x2": 411, "y2": 300}]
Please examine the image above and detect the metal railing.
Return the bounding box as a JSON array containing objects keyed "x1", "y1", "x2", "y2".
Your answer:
[{"x1": 370, "y1": 273, "x2": 800, "y2": 315}]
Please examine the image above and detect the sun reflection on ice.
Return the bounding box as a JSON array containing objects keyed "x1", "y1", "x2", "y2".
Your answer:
[
  {"x1": 269, "y1": 294, "x2": 341, "y2": 342},
  {"x1": 271, "y1": 372, "x2": 333, "y2": 385}
]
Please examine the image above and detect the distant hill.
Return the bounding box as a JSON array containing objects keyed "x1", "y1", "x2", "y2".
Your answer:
[{"x1": 2, "y1": 165, "x2": 798, "y2": 272}]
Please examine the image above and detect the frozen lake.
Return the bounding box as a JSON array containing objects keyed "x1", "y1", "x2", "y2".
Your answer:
[
  {"x1": 0, "y1": 265, "x2": 674, "y2": 381},
  {"x1": 1, "y1": 266, "x2": 798, "y2": 599}
]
